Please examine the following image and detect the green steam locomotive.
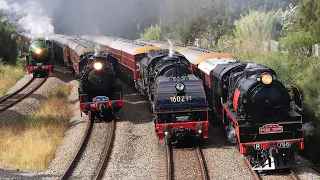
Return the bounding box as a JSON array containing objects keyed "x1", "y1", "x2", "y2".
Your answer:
[{"x1": 26, "y1": 38, "x2": 54, "y2": 78}]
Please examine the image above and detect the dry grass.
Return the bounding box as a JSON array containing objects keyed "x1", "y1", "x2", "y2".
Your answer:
[
  {"x1": 0, "y1": 84, "x2": 73, "y2": 171},
  {"x1": 0, "y1": 62, "x2": 25, "y2": 96}
]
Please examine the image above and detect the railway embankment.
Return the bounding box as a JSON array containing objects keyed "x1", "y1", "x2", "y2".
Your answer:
[
  {"x1": 0, "y1": 62, "x2": 25, "y2": 96},
  {"x1": 0, "y1": 66, "x2": 86, "y2": 179}
]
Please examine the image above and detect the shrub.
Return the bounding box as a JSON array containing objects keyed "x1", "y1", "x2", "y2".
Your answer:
[
  {"x1": 140, "y1": 24, "x2": 162, "y2": 41},
  {"x1": 234, "y1": 10, "x2": 278, "y2": 41},
  {"x1": 280, "y1": 31, "x2": 316, "y2": 59},
  {"x1": 51, "y1": 84, "x2": 72, "y2": 99},
  {"x1": 253, "y1": 53, "x2": 315, "y2": 86}
]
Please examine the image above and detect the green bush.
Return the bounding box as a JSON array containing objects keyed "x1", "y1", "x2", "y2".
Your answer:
[
  {"x1": 300, "y1": 63, "x2": 320, "y2": 120},
  {"x1": 234, "y1": 10, "x2": 278, "y2": 41},
  {"x1": 140, "y1": 24, "x2": 162, "y2": 41},
  {"x1": 280, "y1": 31, "x2": 316, "y2": 59},
  {"x1": 213, "y1": 10, "x2": 281, "y2": 59},
  {"x1": 254, "y1": 53, "x2": 315, "y2": 86}
]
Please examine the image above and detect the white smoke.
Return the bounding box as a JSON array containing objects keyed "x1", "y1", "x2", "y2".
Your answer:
[
  {"x1": 227, "y1": 126, "x2": 236, "y2": 140},
  {"x1": 167, "y1": 38, "x2": 173, "y2": 57},
  {"x1": 302, "y1": 122, "x2": 315, "y2": 136},
  {"x1": 0, "y1": 0, "x2": 55, "y2": 36},
  {"x1": 94, "y1": 43, "x2": 101, "y2": 56},
  {"x1": 0, "y1": 0, "x2": 9, "y2": 10}
]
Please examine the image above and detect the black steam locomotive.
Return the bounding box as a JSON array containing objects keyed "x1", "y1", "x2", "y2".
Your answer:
[
  {"x1": 208, "y1": 62, "x2": 303, "y2": 170},
  {"x1": 135, "y1": 50, "x2": 209, "y2": 143},
  {"x1": 78, "y1": 52, "x2": 123, "y2": 121}
]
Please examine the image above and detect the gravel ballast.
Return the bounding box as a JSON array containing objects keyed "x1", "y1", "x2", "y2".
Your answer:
[
  {"x1": 202, "y1": 126, "x2": 253, "y2": 180},
  {"x1": 172, "y1": 149, "x2": 203, "y2": 180},
  {"x1": 69, "y1": 122, "x2": 109, "y2": 179},
  {"x1": 101, "y1": 82, "x2": 164, "y2": 180}
]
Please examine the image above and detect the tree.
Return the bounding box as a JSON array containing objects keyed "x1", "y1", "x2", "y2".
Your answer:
[
  {"x1": 0, "y1": 12, "x2": 19, "y2": 64},
  {"x1": 297, "y1": 0, "x2": 320, "y2": 41}
]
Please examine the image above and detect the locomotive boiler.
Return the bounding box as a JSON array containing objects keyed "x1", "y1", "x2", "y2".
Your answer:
[
  {"x1": 135, "y1": 50, "x2": 209, "y2": 143},
  {"x1": 78, "y1": 52, "x2": 123, "y2": 121},
  {"x1": 209, "y1": 62, "x2": 303, "y2": 171},
  {"x1": 26, "y1": 38, "x2": 53, "y2": 77}
]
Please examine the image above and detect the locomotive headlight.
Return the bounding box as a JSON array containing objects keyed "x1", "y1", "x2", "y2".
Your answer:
[
  {"x1": 261, "y1": 73, "x2": 273, "y2": 85},
  {"x1": 175, "y1": 82, "x2": 185, "y2": 91},
  {"x1": 94, "y1": 62, "x2": 103, "y2": 70},
  {"x1": 35, "y1": 48, "x2": 42, "y2": 54}
]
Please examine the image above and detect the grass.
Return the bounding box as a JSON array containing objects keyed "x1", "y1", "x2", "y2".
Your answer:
[
  {"x1": 0, "y1": 84, "x2": 73, "y2": 171},
  {"x1": 0, "y1": 61, "x2": 26, "y2": 96}
]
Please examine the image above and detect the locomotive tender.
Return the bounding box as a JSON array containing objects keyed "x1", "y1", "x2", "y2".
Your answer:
[{"x1": 83, "y1": 35, "x2": 210, "y2": 142}]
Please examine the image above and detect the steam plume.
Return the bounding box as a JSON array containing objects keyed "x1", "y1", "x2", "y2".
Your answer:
[
  {"x1": 94, "y1": 43, "x2": 101, "y2": 56},
  {"x1": 0, "y1": 0, "x2": 56, "y2": 36},
  {"x1": 302, "y1": 122, "x2": 315, "y2": 136},
  {"x1": 167, "y1": 38, "x2": 173, "y2": 57},
  {"x1": 227, "y1": 126, "x2": 236, "y2": 140}
]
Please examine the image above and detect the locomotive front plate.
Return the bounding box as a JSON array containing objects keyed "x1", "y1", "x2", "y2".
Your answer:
[{"x1": 93, "y1": 96, "x2": 109, "y2": 102}]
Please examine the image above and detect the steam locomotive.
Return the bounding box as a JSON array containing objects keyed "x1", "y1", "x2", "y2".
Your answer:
[
  {"x1": 52, "y1": 35, "x2": 123, "y2": 121},
  {"x1": 195, "y1": 60, "x2": 304, "y2": 171},
  {"x1": 77, "y1": 52, "x2": 123, "y2": 121},
  {"x1": 135, "y1": 50, "x2": 209, "y2": 143},
  {"x1": 26, "y1": 37, "x2": 54, "y2": 78}
]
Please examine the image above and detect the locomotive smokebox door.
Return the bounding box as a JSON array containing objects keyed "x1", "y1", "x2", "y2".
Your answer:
[{"x1": 291, "y1": 86, "x2": 303, "y2": 111}]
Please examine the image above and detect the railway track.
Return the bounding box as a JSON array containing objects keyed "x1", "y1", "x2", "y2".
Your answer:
[
  {"x1": 244, "y1": 158, "x2": 301, "y2": 180},
  {"x1": 166, "y1": 141, "x2": 208, "y2": 180},
  {"x1": 0, "y1": 77, "x2": 47, "y2": 113},
  {"x1": 60, "y1": 119, "x2": 116, "y2": 180}
]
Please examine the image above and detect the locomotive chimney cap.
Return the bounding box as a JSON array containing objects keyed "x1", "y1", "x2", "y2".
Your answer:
[
  {"x1": 162, "y1": 56, "x2": 180, "y2": 61},
  {"x1": 93, "y1": 52, "x2": 103, "y2": 58}
]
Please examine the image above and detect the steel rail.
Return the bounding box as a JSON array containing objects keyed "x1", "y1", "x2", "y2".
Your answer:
[
  {"x1": 165, "y1": 140, "x2": 173, "y2": 180},
  {"x1": 60, "y1": 119, "x2": 93, "y2": 180},
  {"x1": 0, "y1": 77, "x2": 47, "y2": 113},
  {"x1": 92, "y1": 120, "x2": 116, "y2": 180},
  {"x1": 290, "y1": 170, "x2": 301, "y2": 180},
  {"x1": 244, "y1": 158, "x2": 262, "y2": 180},
  {"x1": 196, "y1": 147, "x2": 209, "y2": 180},
  {"x1": 0, "y1": 77, "x2": 35, "y2": 104}
]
